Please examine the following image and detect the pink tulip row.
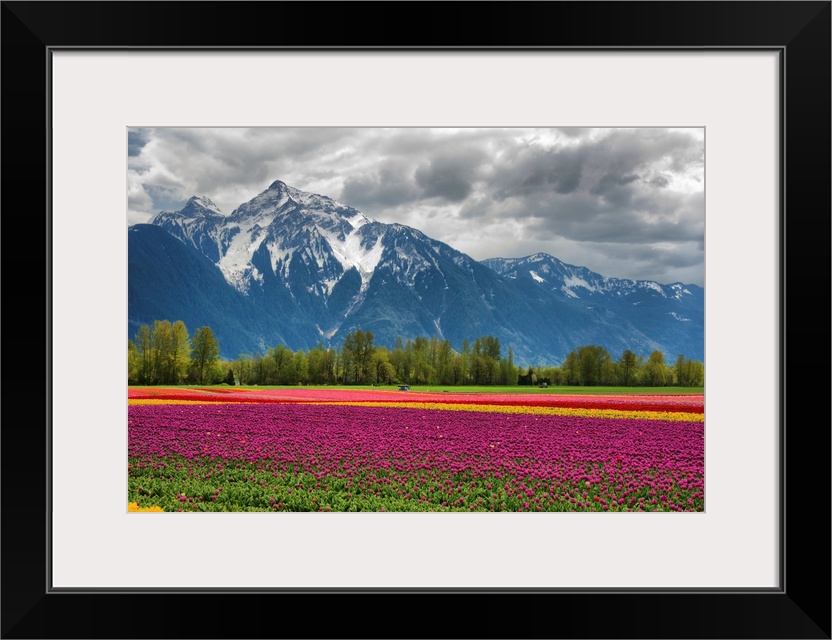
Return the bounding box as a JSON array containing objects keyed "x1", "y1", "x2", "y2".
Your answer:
[{"x1": 128, "y1": 402, "x2": 703, "y2": 511}]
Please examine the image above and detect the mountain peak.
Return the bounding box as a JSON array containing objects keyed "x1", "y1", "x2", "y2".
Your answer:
[
  {"x1": 251, "y1": 179, "x2": 325, "y2": 207},
  {"x1": 528, "y1": 252, "x2": 553, "y2": 262},
  {"x1": 265, "y1": 179, "x2": 316, "y2": 200},
  {"x1": 229, "y1": 179, "x2": 376, "y2": 229},
  {"x1": 182, "y1": 195, "x2": 222, "y2": 216}
]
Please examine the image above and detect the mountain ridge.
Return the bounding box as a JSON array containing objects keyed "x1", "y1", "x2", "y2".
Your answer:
[{"x1": 129, "y1": 180, "x2": 704, "y2": 365}]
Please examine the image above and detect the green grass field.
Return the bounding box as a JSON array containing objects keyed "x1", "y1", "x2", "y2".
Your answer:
[{"x1": 130, "y1": 383, "x2": 703, "y2": 395}]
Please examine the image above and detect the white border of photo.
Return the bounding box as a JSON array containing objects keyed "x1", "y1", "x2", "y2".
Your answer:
[{"x1": 50, "y1": 51, "x2": 779, "y2": 588}]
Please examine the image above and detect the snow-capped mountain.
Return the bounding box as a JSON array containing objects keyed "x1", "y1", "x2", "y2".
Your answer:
[
  {"x1": 480, "y1": 253, "x2": 704, "y2": 362},
  {"x1": 129, "y1": 180, "x2": 704, "y2": 364},
  {"x1": 482, "y1": 253, "x2": 699, "y2": 303},
  {"x1": 153, "y1": 181, "x2": 382, "y2": 298}
]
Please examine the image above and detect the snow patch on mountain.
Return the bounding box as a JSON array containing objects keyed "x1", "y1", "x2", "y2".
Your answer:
[
  {"x1": 529, "y1": 270, "x2": 545, "y2": 283},
  {"x1": 642, "y1": 281, "x2": 667, "y2": 297},
  {"x1": 266, "y1": 241, "x2": 297, "y2": 279},
  {"x1": 319, "y1": 226, "x2": 385, "y2": 290},
  {"x1": 346, "y1": 212, "x2": 371, "y2": 229},
  {"x1": 391, "y1": 245, "x2": 435, "y2": 284},
  {"x1": 670, "y1": 283, "x2": 692, "y2": 300},
  {"x1": 217, "y1": 220, "x2": 269, "y2": 292},
  {"x1": 563, "y1": 274, "x2": 598, "y2": 294},
  {"x1": 433, "y1": 318, "x2": 443, "y2": 337}
]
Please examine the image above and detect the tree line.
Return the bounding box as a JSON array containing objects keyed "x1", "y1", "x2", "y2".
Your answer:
[
  {"x1": 128, "y1": 320, "x2": 228, "y2": 385},
  {"x1": 128, "y1": 320, "x2": 703, "y2": 387},
  {"x1": 231, "y1": 331, "x2": 519, "y2": 387},
  {"x1": 522, "y1": 345, "x2": 704, "y2": 387}
]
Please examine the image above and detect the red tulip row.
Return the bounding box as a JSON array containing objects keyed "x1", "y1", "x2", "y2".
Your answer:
[{"x1": 128, "y1": 387, "x2": 703, "y2": 414}]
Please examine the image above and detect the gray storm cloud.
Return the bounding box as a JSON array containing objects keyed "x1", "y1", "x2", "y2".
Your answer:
[{"x1": 128, "y1": 127, "x2": 704, "y2": 285}]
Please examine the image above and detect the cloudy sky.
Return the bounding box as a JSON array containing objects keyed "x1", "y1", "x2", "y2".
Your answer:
[{"x1": 128, "y1": 127, "x2": 704, "y2": 286}]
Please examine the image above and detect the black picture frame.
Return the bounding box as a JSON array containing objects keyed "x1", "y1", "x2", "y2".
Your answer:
[{"x1": 2, "y1": 2, "x2": 829, "y2": 638}]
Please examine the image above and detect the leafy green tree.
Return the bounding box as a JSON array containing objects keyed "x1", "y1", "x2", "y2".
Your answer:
[
  {"x1": 151, "y1": 320, "x2": 173, "y2": 384},
  {"x1": 168, "y1": 320, "x2": 191, "y2": 384},
  {"x1": 428, "y1": 336, "x2": 440, "y2": 383},
  {"x1": 436, "y1": 339, "x2": 455, "y2": 385},
  {"x1": 575, "y1": 345, "x2": 612, "y2": 386},
  {"x1": 307, "y1": 343, "x2": 336, "y2": 384},
  {"x1": 134, "y1": 324, "x2": 154, "y2": 384},
  {"x1": 370, "y1": 347, "x2": 396, "y2": 384},
  {"x1": 297, "y1": 343, "x2": 333, "y2": 385},
  {"x1": 130, "y1": 319, "x2": 190, "y2": 385},
  {"x1": 233, "y1": 355, "x2": 253, "y2": 386},
  {"x1": 618, "y1": 349, "x2": 639, "y2": 386},
  {"x1": 341, "y1": 332, "x2": 357, "y2": 383},
  {"x1": 128, "y1": 340, "x2": 139, "y2": 385},
  {"x1": 306, "y1": 344, "x2": 325, "y2": 384},
  {"x1": 642, "y1": 350, "x2": 669, "y2": 386},
  {"x1": 190, "y1": 326, "x2": 220, "y2": 385},
  {"x1": 292, "y1": 350, "x2": 308, "y2": 384},
  {"x1": 469, "y1": 336, "x2": 501, "y2": 385},
  {"x1": 561, "y1": 350, "x2": 579, "y2": 385},
  {"x1": 142, "y1": 320, "x2": 188, "y2": 385},
  {"x1": 674, "y1": 354, "x2": 704, "y2": 387},
  {"x1": 547, "y1": 366, "x2": 564, "y2": 386},
  {"x1": 557, "y1": 345, "x2": 615, "y2": 386},
  {"x1": 389, "y1": 337, "x2": 407, "y2": 382},
  {"x1": 411, "y1": 336, "x2": 431, "y2": 384},
  {"x1": 249, "y1": 352, "x2": 276, "y2": 385},
  {"x1": 449, "y1": 351, "x2": 465, "y2": 385},
  {"x1": 480, "y1": 336, "x2": 501, "y2": 362},
  {"x1": 459, "y1": 340, "x2": 471, "y2": 384},
  {"x1": 269, "y1": 344, "x2": 294, "y2": 384},
  {"x1": 687, "y1": 359, "x2": 704, "y2": 386},
  {"x1": 499, "y1": 345, "x2": 515, "y2": 385},
  {"x1": 358, "y1": 330, "x2": 375, "y2": 382},
  {"x1": 674, "y1": 354, "x2": 687, "y2": 386},
  {"x1": 339, "y1": 330, "x2": 376, "y2": 384}
]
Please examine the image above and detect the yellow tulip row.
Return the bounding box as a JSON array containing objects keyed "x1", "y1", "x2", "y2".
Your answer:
[
  {"x1": 128, "y1": 501, "x2": 164, "y2": 512},
  {"x1": 303, "y1": 401, "x2": 704, "y2": 422}
]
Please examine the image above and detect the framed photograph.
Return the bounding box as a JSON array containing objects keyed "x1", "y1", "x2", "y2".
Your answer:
[
  {"x1": 124, "y1": 124, "x2": 707, "y2": 516},
  {"x1": 4, "y1": 2, "x2": 829, "y2": 638}
]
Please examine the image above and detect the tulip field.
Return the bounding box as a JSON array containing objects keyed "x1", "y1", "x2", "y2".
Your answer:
[{"x1": 128, "y1": 387, "x2": 703, "y2": 512}]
